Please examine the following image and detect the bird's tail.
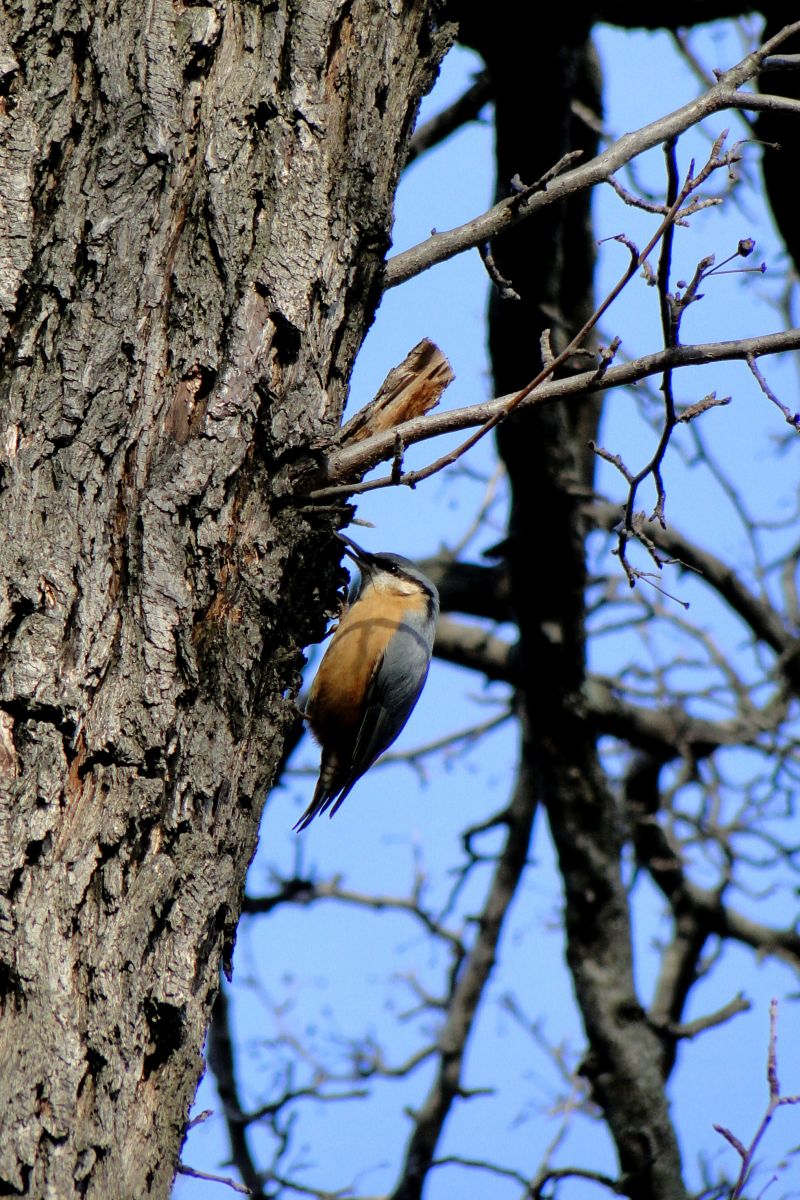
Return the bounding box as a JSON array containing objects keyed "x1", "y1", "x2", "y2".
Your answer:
[{"x1": 293, "y1": 754, "x2": 342, "y2": 831}]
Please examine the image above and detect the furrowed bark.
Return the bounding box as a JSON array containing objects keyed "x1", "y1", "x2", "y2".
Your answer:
[{"x1": 0, "y1": 2, "x2": 447, "y2": 1195}]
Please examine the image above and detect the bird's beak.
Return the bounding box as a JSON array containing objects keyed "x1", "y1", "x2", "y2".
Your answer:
[{"x1": 335, "y1": 531, "x2": 375, "y2": 569}]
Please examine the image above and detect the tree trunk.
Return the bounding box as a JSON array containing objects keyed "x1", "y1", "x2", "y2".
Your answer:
[
  {"x1": 0, "y1": 2, "x2": 447, "y2": 1195},
  {"x1": 454, "y1": 3, "x2": 687, "y2": 1195}
]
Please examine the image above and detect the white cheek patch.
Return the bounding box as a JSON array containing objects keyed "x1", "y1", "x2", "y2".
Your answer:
[{"x1": 369, "y1": 575, "x2": 419, "y2": 597}]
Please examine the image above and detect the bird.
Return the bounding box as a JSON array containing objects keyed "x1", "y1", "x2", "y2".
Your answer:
[{"x1": 294, "y1": 534, "x2": 439, "y2": 830}]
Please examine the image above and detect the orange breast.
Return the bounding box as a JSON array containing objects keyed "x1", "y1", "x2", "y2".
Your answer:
[{"x1": 307, "y1": 587, "x2": 425, "y2": 748}]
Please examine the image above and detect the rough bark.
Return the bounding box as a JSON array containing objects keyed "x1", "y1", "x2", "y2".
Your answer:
[{"x1": 0, "y1": 2, "x2": 447, "y2": 1196}]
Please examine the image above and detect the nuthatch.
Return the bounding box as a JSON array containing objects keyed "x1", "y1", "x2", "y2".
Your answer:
[{"x1": 294, "y1": 534, "x2": 439, "y2": 830}]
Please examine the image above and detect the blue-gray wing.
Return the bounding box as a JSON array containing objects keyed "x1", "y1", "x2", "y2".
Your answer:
[{"x1": 327, "y1": 612, "x2": 434, "y2": 816}]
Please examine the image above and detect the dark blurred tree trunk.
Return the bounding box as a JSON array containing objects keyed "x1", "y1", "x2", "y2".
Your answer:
[
  {"x1": 454, "y1": 4, "x2": 687, "y2": 1196},
  {"x1": 446, "y1": 5, "x2": 798, "y2": 1195},
  {"x1": 0, "y1": 2, "x2": 447, "y2": 1195},
  {"x1": 757, "y1": 15, "x2": 800, "y2": 271}
]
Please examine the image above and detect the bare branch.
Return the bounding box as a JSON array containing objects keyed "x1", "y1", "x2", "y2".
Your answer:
[
  {"x1": 625, "y1": 755, "x2": 800, "y2": 974},
  {"x1": 433, "y1": 615, "x2": 789, "y2": 765},
  {"x1": 244, "y1": 874, "x2": 465, "y2": 953},
  {"x1": 746, "y1": 352, "x2": 800, "y2": 429},
  {"x1": 433, "y1": 614, "x2": 518, "y2": 682},
  {"x1": 176, "y1": 1163, "x2": 252, "y2": 1195},
  {"x1": 715, "y1": 1000, "x2": 800, "y2": 1199},
  {"x1": 690, "y1": 890, "x2": 800, "y2": 971},
  {"x1": 478, "y1": 241, "x2": 521, "y2": 301},
  {"x1": 586, "y1": 501, "x2": 798, "y2": 670},
  {"x1": 429, "y1": 1155, "x2": 528, "y2": 1187},
  {"x1": 304, "y1": 329, "x2": 800, "y2": 500},
  {"x1": 384, "y1": 23, "x2": 800, "y2": 289},
  {"x1": 405, "y1": 70, "x2": 491, "y2": 165},
  {"x1": 388, "y1": 762, "x2": 537, "y2": 1200},
  {"x1": 343, "y1": 135, "x2": 741, "y2": 505},
  {"x1": 662, "y1": 994, "x2": 750, "y2": 1042},
  {"x1": 530, "y1": 1165, "x2": 623, "y2": 1198},
  {"x1": 207, "y1": 987, "x2": 265, "y2": 1199},
  {"x1": 676, "y1": 393, "x2": 731, "y2": 422},
  {"x1": 603, "y1": 141, "x2": 764, "y2": 585}
]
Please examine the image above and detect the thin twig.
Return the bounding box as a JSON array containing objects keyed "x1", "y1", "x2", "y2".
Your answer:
[
  {"x1": 530, "y1": 1166, "x2": 622, "y2": 1198},
  {"x1": 746, "y1": 353, "x2": 800, "y2": 429},
  {"x1": 714, "y1": 999, "x2": 800, "y2": 1198},
  {"x1": 176, "y1": 1163, "x2": 251, "y2": 1195},
  {"x1": 662, "y1": 993, "x2": 750, "y2": 1041},
  {"x1": 478, "y1": 241, "x2": 521, "y2": 300}
]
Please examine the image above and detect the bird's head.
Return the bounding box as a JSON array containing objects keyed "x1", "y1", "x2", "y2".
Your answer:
[{"x1": 336, "y1": 533, "x2": 438, "y2": 605}]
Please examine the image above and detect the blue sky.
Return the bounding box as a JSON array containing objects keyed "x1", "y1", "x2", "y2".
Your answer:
[{"x1": 176, "y1": 19, "x2": 800, "y2": 1200}]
